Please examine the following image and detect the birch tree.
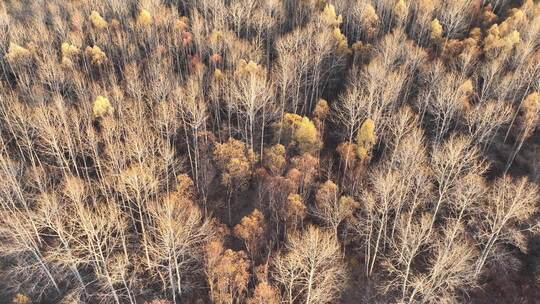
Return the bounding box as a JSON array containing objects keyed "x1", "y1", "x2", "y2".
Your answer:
[{"x1": 272, "y1": 226, "x2": 346, "y2": 304}]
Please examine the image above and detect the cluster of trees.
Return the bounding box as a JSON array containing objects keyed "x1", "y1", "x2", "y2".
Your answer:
[{"x1": 0, "y1": 0, "x2": 539, "y2": 303}]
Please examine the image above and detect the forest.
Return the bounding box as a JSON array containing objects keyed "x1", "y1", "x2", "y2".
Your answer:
[{"x1": 0, "y1": 0, "x2": 539, "y2": 303}]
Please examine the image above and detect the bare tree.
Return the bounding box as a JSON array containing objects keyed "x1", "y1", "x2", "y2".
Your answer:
[
  {"x1": 505, "y1": 92, "x2": 540, "y2": 173},
  {"x1": 272, "y1": 226, "x2": 347, "y2": 304},
  {"x1": 228, "y1": 59, "x2": 275, "y2": 155},
  {"x1": 383, "y1": 212, "x2": 432, "y2": 302},
  {"x1": 419, "y1": 62, "x2": 473, "y2": 142},
  {"x1": 408, "y1": 229, "x2": 477, "y2": 303},
  {"x1": 435, "y1": 0, "x2": 476, "y2": 39},
  {"x1": 475, "y1": 176, "x2": 539, "y2": 277},
  {"x1": 147, "y1": 176, "x2": 214, "y2": 302},
  {"x1": 464, "y1": 100, "x2": 513, "y2": 151},
  {"x1": 176, "y1": 78, "x2": 209, "y2": 193},
  {"x1": 66, "y1": 201, "x2": 128, "y2": 304},
  {"x1": 429, "y1": 135, "x2": 486, "y2": 235}
]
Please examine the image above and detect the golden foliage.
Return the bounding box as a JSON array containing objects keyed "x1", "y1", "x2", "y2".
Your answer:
[
  {"x1": 85, "y1": 45, "x2": 107, "y2": 65},
  {"x1": 89, "y1": 10, "x2": 108, "y2": 30},
  {"x1": 248, "y1": 282, "x2": 280, "y2": 304},
  {"x1": 481, "y1": 8, "x2": 498, "y2": 27},
  {"x1": 263, "y1": 144, "x2": 286, "y2": 175},
  {"x1": 205, "y1": 240, "x2": 250, "y2": 304},
  {"x1": 313, "y1": 99, "x2": 329, "y2": 121},
  {"x1": 361, "y1": 3, "x2": 379, "y2": 39},
  {"x1": 234, "y1": 209, "x2": 266, "y2": 254},
  {"x1": 351, "y1": 41, "x2": 374, "y2": 58},
  {"x1": 214, "y1": 68, "x2": 224, "y2": 80},
  {"x1": 213, "y1": 138, "x2": 256, "y2": 189},
  {"x1": 11, "y1": 294, "x2": 30, "y2": 304},
  {"x1": 236, "y1": 59, "x2": 265, "y2": 77},
  {"x1": 522, "y1": 92, "x2": 540, "y2": 120},
  {"x1": 61, "y1": 42, "x2": 80, "y2": 58},
  {"x1": 518, "y1": 92, "x2": 540, "y2": 138},
  {"x1": 505, "y1": 30, "x2": 521, "y2": 45},
  {"x1": 137, "y1": 9, "x2": 153, "y2": 27},
  {"x1": 332, "y1": 27, "x2": 350, "y2": 54},
  {"x1": 430, "y1": 18, "x2": 443, "y2": 41},
  {"x1": 321, "y1": 4, "x2": 342, "y2": 27},
  {"x1": 356, "y1": 118, "x2": 376, "y2": 160},
  {"x1": 484, "y1": 26, "x2": 521, "y2": 57},
  {"x1": 484, "y1": 8, "x2": 525, "y2": 57},
  {"x1": 4, "y1": 42, "x2": 32, "y2": 65},
  {"x1": 60, "y1": 42, "x2": 80, "y2": 68},
  {"x1": 363, "y1": 4, "x2": 379, "y2": 25},
  {"x1": 282, "y1": 193, "x2": 307, "y2": 224},
  {"x1": 458, "y1": 79, "x2": 474, "y2": 95},
  {"x1": 293, "y1": 116, "x2": 320, "y2": 153},
  {"x1": 92, "y1": 95, "x2": 114, "y2": 119},
  {"x1": 394, "y1": 0, "x2": 407, "y2": 19},
  {"x1": 209, "y1": 30, "x2": 224, "y2": 45},
  {"x1": 499, "y1": 9, "x2": 525, "y2": 34},
  {"x1": 354, "y1": 40, "x2": 369, "y2": 53},
  {"x1": 469, "y1": 27, "x2": 482, "y2": 42},
  {"x1": 280, "y1": 113, "x2": 321, "y2": 154}
]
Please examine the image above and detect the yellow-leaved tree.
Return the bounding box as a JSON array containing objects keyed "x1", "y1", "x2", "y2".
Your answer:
[
  {"x1": 89, "y1": 10, "x2": 108, "y2": 30},
  {"x1": 321, "y1": 4, "x2": 342, "y2": 27},
  {"x1": 4, "y1": 43, "x2": 32, "y2": 66},
  {"x1": 213, "y1": 138, "x2": 257, "y2": 223},
  {"x1": 394, "y1": 0, "x2": 408, "y2": 20},
  {"x1": 60, "y1": 42, "x2": 80, "y2": 68},
  {"x1": 277, "y1": 113, "x2": 322, "y2": 154},
  {"x1": 85, "y1": 45, "x2": 107, "y2": 65},
  {"x1": 11, "y1": 294, "x2": 30, "y2": 304},
  {"x1": 505, "y1": 92, "x2": 540, "y2": 173},
  {"x1": 213, "y1": 138, "x2": 256, "y2": 191},
  {"x1": 92, "y1": 96, "x2": 114, "y2": 119},
  {"x1": 430, "y1": 18, "x2": 443, "y2": 42},
  {"x1": 356, "y1": 118, "x2": 376, "y2": 160},
  {"x1": 263, "y1": 144, "x2": 287, "y2": 176},
  {"x1": 205, "y1": 240, "x2": 250, "y2": 304},
  {"x1": 136, "y1": 9, "x2": 153, "y2": 27},
  {"x1": 281, "y1": 193, "x2": 307, "y2": 230},
  {"x1": 234, "y1": 209, "x2": 267, "y2": 257}
]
